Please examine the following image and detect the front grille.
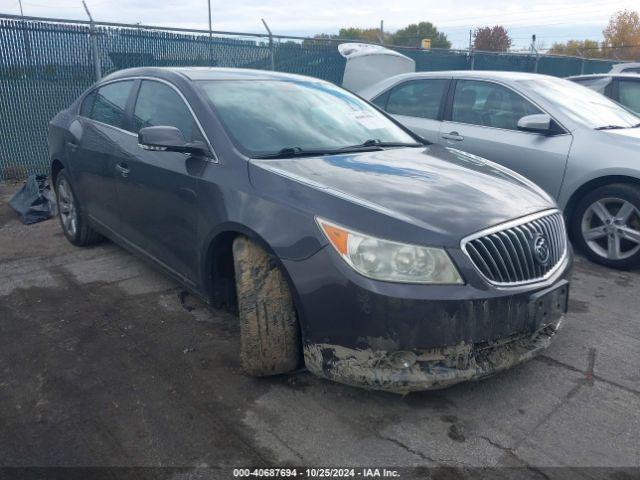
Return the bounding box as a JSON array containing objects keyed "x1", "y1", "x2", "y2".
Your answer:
[{"x1": 462, "y1": 210, "x2": 567, "y2": 285}]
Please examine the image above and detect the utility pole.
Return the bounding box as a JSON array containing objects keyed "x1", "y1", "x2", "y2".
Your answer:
[
  {"x1": 18, "y1": 0, "x2": 24, "y2": 16},
  {"x1": 82, "y1": 0, "x2": 102, "y2": 80},
  {"x1": 379, "y1": 20, "x2": 384, "y2": 45},
  {"x1": 207, "y1": 0, "x2": 213, "y2": 65}
]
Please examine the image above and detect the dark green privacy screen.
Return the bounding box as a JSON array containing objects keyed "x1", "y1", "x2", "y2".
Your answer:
[{"x1": 0, "y1": 16, "x2": 620, "y2": 180}]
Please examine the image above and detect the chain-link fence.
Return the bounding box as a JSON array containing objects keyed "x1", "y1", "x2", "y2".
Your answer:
[{"x1": 0, "y1": 14, "x2": 625, "y2": 180}]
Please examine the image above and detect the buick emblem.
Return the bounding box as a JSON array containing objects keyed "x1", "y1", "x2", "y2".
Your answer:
[{"x1": 531, "y1": 233, "x2": 551, "y2": 266}]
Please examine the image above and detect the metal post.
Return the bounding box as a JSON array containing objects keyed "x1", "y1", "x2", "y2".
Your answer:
[
  {"x1": 261, "y1": 18, "x2": 275, "y2": 71},
  {"x1": 379, "y1": 20, "x2": 384, "y2": 45},
  {"x1": 207, "y1": 0, "x2": 213, "y2": 65},
  {"x1": 578, "y1": 49, "x2": 586, "y2": 75},
  {"x1": 82, "y1": 1, "x2": 102, "y2": 80},
  {"x1": 18, "y1": 0, "x2": 24, "y2": 16},
  {"x1": 469, "y1": 29, "x2": 474, "y2": 70}
]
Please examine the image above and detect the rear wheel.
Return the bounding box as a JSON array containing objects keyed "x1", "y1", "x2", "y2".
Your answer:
[
  {"x1": 232, "y1": 236, "x2": 301, "y2": 376},
  {"x1": 55, "y1": 170, "x2": 103, "y2": 246},
  {"x1": 571, "y1": 184, "x2": 640, "y2": 269}
]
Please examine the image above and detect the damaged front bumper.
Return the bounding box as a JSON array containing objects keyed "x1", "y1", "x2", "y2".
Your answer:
[{"x1": 304, "y1": 318, "x2": 563, "y2": 394}]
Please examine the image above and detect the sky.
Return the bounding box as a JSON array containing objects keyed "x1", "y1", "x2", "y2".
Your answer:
[{"x1": 0, "y1": 0, "x2": 637, "y2": 50}]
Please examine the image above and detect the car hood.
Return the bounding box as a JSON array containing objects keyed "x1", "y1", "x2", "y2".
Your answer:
[
  {"x1": 604, "y1": 127, "x2": 640, "y2": 142},
  {"x1": 249, "y1": 145, "x2": 555, "y2": 241}
]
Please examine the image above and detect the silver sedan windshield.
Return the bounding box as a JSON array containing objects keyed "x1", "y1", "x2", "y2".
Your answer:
[{"x1": 519, "y1": 77, "x2": 640, "y2": 129}]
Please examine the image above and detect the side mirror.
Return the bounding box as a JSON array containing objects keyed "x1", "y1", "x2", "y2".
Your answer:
[
  {"x1": 138, "y1": 126, "x2": 208, "y2": 155},
  {"x1": 517, "y1": 114, "x2": 556, "y2": 135}
]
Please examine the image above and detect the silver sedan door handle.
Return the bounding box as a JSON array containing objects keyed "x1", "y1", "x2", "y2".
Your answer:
[{"x1": 442, "y1": 131, "x2": 464, "y2": 141}]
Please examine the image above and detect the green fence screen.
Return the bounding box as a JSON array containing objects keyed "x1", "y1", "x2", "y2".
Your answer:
[{"x1": 0, "y1": 15, "x2": 622, "y2": 180}]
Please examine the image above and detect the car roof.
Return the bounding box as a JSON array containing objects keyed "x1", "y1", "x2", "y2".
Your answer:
[
  {"x1": 567, "y1": 73, "x2": 640, "y2": 80},
  {"x1": 609, "y1": 62, "x2": 640, "y2": 73},
  {"x1": 101, "y1": 66, "x2": 327, "y2": 83},
  {"x1": 382, "y1": 70, "x2": 556, "y2": 81}
]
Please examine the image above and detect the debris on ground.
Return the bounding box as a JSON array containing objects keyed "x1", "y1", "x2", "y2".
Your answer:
[{"x1": 8, "y1": 174, "x2": 57, "y2": 225}]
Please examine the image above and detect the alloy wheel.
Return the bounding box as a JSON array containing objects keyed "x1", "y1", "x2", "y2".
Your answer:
[
  {"x1": 57, "y1": 178, "x2": 78, "y2": 237},
  {"x1": 581, "y1": 197, "x2": 640, "y2": 261}
]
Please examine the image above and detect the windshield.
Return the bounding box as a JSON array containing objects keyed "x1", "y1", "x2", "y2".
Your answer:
[
  {"x1": 519, "y1": 77, "x2": 640, "y2": 129},
  {"x1": 197, "y1": 79, "x2": 419, "y2": 156}
]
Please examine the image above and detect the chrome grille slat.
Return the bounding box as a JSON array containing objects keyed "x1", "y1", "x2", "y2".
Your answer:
[
  {"x1": 497, "y1": 231, "x2": 524, "y2": 281},
  {"x1": 506, "y1": 229, "x2": 531, "y2": 279},
  {"x1": 491, "y1": 233, "x2": 518, "y2": 282},
  {"x1": 462, "y1": 211, "x2": 568, "y2": 286},
  {"x1": 476, "y1": 238, "x2": 505, "y2": 282}
]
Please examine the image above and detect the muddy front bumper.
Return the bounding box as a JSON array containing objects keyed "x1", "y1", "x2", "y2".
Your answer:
[
  {"x1": 304, "y1": 318, "x2": 563, "y2": 394},
  {"x1": 283, "y1": 243, "x2": 572, "y2": 393}
]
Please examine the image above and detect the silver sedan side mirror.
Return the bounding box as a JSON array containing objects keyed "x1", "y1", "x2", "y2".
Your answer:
[{"x1": 517, "y1": 114, "x2": 554, "y2": 135}]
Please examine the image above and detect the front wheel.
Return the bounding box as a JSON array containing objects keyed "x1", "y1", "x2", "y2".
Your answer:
[
  {"x1": 571, "y1": 183, "x2": 640, "y2": 269},
  {"x1": 232, "y1": 236, "x2": 302, "y2": 376}
]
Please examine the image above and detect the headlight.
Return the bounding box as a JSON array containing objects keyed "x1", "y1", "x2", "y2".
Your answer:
[{"x1": 316, "y1": 218, "x2": 463, "y2": 284}]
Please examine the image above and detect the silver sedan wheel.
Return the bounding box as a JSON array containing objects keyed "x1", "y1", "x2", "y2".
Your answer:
[
  {"x1": 57, "y1": 178, "x2": 78, "y2": 237},
  {"x1": 581, "y1": 197, "x2": 640, "y2": 261}
]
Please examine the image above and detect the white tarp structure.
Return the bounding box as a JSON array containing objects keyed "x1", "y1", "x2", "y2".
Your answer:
[{"x1": 339, "y1": 43, "x2": 416, "y2": 93}]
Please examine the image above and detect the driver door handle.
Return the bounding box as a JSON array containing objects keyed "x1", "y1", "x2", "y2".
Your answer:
[
  {"x1": 115, "y1": 162, "x2": 130, "y2": 178},
  {"x1": 442, "y1": 131, "x2": 464, "y2": 141}
]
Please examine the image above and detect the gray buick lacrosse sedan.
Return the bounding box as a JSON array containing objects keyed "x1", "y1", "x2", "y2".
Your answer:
[{"x1": 48, "y1": 68, "x2": 572, "y2": 392}]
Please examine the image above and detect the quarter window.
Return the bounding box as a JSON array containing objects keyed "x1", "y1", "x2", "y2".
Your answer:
[
  {"x1": 80, "y1": 90, "x2": 96, "y2": 117},
  {"x1": 90, "y1": 81, "x2": 134, "y2": 129},
  {"x1": 618, "y1": 80, "x2": 640, "y2": 114},
  {"x1": 385, "y1": 79, "x2": 448, "y2": 120},
  {"x1": 133, "y1": 81, "x2": 195, "y2": 141},
  {"x1": 451, "y1": 80, "x2": 542, "y2": 131}
]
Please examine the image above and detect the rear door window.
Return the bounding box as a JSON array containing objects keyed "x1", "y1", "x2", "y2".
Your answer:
[
  {"x1": 90, "y1": 81, "x2": 134, "y2": 129},
  {"x1": 451, "y1": 80, "x2": 542, "y2": 131},
  {"x1": 385, "y1": 79, "x2": 448, "y2": 120},
  {"x1": 132, "y1": 80, "x2": 196, "y2": 141},
  {"x1": 618, "y1": 80, "x2": 640, "y2": 114}
]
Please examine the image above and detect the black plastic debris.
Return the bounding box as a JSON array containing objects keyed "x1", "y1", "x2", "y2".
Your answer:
[{"x1": 8, "y1": 174, "x2": 57, "y2": 225}]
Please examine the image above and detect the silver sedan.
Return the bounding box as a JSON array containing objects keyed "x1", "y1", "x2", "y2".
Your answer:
[{"x1": 359, "y1": 71, "x2": 640, "y2": 269}]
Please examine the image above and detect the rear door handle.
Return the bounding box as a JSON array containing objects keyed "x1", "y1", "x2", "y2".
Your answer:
[
  {"x1": 115, "y1": 163, "x2": 130, "y2": 177},
  {"x1": 442, "y1": 131, "x2": 464, "y2": 141},
  {"x1": 66, "y1": 141, "x2": 79, "y2": 151}
]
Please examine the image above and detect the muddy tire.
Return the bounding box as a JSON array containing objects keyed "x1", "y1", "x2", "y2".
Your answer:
[
  {"x1": 232, "y1": 236, "x2": 301, "y2": 376},
  {"x1": 55, "y1": 170, "x2": 103, "y2": 247}
]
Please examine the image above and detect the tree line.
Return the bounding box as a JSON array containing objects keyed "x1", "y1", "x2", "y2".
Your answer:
[{"x1": 313, "y1": 9, "x2": 640, "y2": 61}]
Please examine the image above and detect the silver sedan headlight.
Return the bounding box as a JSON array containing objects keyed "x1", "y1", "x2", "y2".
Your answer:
[{"x1": 316, "y1": 218, "x2": 463, "y2": 284}]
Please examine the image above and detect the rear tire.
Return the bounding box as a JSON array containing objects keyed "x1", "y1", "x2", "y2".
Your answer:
[
  {"x1": 232, "y1": 236, "x2": 301, "y2": 376},
  {"x1": 55, "y1": 170, "x2": 103, "y2": 247},
  {"x1": 571, "y1": 183, "x2": 640, "y2": 269}
]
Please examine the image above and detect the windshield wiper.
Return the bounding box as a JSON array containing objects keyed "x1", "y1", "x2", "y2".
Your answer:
[
  {"x1": 252, "y1": 141, "x2": 421, "y2": 159},
  {"x1": 342, "y1": 139, "x2": 424, "y2": 149},
  {"x1": 595, "y1": 125, "x2": 628, "y2": 130},
  {"x1": 253, "y1": 146, "x2": 377, "y2": 159}
]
